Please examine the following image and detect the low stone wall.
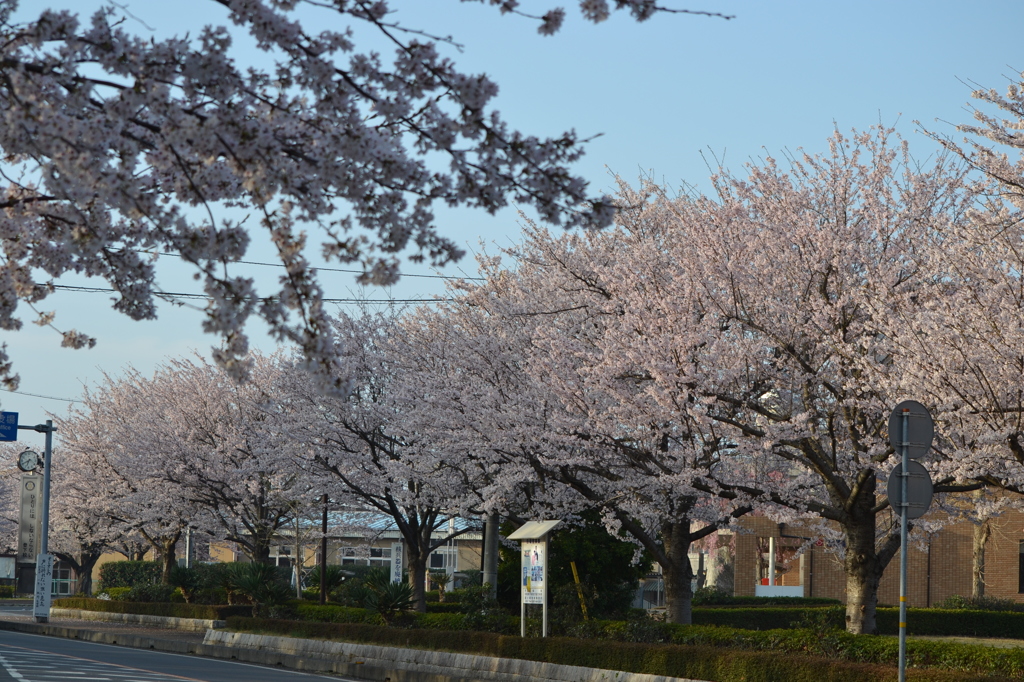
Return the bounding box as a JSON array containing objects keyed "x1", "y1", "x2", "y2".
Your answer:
[
  {"x1": 49, "y1": 608, "x2": 224, "y2": 632},
  {"x1": 203, "y1": 629, "x2": 707, "y2": 682}
]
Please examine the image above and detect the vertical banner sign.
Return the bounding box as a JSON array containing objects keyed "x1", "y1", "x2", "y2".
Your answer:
[
  {"x1": 521, "y1": 540, "x2": 546, "y2": 604},
  {"x1": 33, "y1": 553, "x2": 53, "y2": 619},
  {"x1": 390, "y1": 543, "x2": 404, "y2": 584},
  {"x1": 18, "y1": 475, "x2": 42, "y2": 564}
]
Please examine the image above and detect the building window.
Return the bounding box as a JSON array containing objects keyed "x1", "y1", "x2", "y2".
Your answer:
[
  {"x1": 1019, "y1": 540, "x2": 1024, "y2": 593},
  {"x1": 429, "y1": 547, "x2": 458, "y2": 571},
  {"x1": 368, "y1": 547, "x2": 391, "y2": 567},
  {"x1": 52, "y1": 562, "x2": 74, "y2": 596},
  {"x1": 340, "y1": 547, "x2": 358, "y2": 565}
]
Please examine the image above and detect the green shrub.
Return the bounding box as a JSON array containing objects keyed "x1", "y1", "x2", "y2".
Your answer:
[
  {"x1": 53, "y1": 597, "x2": 250, "y2": 620},
  {"x1": 124, "y1": 583, "x2": 177, "y2": 603},
  {"x1": 0, "y1": 585, "x2": 14, "y2": 598},
  {"x1": 101, "y1": 587, "x2": 132, "y2": 601},
  {"x1": 691, "y1": 587, "x2": 842, "y2": 608},
  {"x1": 365, "y1": 581, "x2": 414, "y2": 623},
  {"x1": 231, "y1": 563, "x2": 292, "y2": 617},
  {"x1": 98, "y1": 561, "x2": 161, "y2": 589},
  {"x1": 224, "y1": 617, "x2": 1001, "y2": 681},
  {"x1": 305, "y1": 565, "x2": 349, "y2": 593},
  {"x1": 934, "y1": 594, "x2": 1022, "y2": 612}
]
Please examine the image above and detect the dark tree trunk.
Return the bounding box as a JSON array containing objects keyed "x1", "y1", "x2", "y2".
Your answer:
[
  {"x1": 661, "y1": 521, "x2": 695, "y2": 625},
  {"x1": 159, "y1": 535, "x2": 179, "y2": 584},
  {"x1": 841, "y1": 477, "x2": 899, "y2": 635},
  {"x1": 408, "y1": 550, "x2": 429, "y2": 613}
]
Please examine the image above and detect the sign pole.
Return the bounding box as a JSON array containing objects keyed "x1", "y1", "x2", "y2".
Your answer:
[{"x1": 898, "y1": 409, "x2": 909, "y2": 682}]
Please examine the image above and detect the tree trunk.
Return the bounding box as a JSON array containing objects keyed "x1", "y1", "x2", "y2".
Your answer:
[
  {"x1": 972, "y1": 518, "x2": 991, "y2": 598},
  {"x1": 75, "y1": 549, "x2": 102, "y2": 596},
  {"x1": 159, "y1": 536, "x2": 178, "y2": 584},
  {"x1": 408, "y1": 551, "x2": 428, "y2": 613},
  {"x1": 661, "y1": 521, "x2": 695, "y2": 625},
  {"x1": 842, "y1": 498, "x2": 897, "y2": 634}
]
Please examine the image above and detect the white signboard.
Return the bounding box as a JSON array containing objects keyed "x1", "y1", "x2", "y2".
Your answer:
[
  {"x1": 390, "y1": 543, "x2": 404, "y2": 584},
  {"x1": 0, "y1": 557, "x2": 14, "y2": 580},
  {"x1": 521, "y1": 540, "x2": 546, "y2": 605},
  {"x1": 33, "y1": 553, "x2": 53, "y2": 619},
  {"x1": 18, "y1": 475, "x2": 43, "y2": 564}
]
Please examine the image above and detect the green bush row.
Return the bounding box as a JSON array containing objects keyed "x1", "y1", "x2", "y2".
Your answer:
[
  {"x1": 53, "y1": 597, "x2": 250, "y2": 620},
  {"x1": 689, "y1": 606, "x2": 1024, "y2": 638},
  {"x1": 224, "y1": 617, "x2": 1006, "y2": 681},
  {"x1": 97, "y1": 561, "x2": 161, "y2": 590},
  {"x1": 0, "y1": 585, "x2": 15, "y2": 598},
  {"x1": 292, "y1": 601, "x2": 512, "y2": 632}
]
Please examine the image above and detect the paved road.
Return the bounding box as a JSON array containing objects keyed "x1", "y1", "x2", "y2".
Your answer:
[{"x1": 0, "y1": 629, "x2": 356, "y2": 681}]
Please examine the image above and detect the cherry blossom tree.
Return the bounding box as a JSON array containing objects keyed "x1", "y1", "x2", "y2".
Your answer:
[
  {"x1": 278, "y1": 312, "x2": 484, "y2": 612},
  {"x1": 59, "y1": 354, "x2": 309, "y2": 578},
  {"x1": 624, "y1": 128, "x2": 980, "y2": 634},
  {"x1": 0, "y1": 0, "x2": 726, "y2": 392},
  {"x1": 424, "y1": 127, "x2": 981, "y2": 632},
  {"x1": 388, "y1": 229, "x2": 767, "y2": 624}
]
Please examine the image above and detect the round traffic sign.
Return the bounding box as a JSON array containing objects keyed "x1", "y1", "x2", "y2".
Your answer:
[
  {"x1": 886, "y1": 460, "x2": 934, "y2": 519},
  {"x1": 888, "y1": 400, "x2": 934, "y2": 459}
]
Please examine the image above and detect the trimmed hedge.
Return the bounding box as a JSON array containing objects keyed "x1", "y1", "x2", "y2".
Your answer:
[
  {"x1": 877, "y1": 609, "x2": 1024, "y2": 639},
  {"x1": 691, "y1": 606, "x2": 1024, "y2": 637},
  {"x1": 224, "y1": 617, "x2": 1009, "y2": 681},
  {"x1": 97, "y1": 561, "x2": 161, "y2": 589},
  {"x1": 53, "y1": 598, "x2": 250, "y2": 620},
  {"x1": 292, "y1": 602, "x2": 505, "y2": 631}
]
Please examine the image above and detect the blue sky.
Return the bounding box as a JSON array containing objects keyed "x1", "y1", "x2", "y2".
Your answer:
[{"x1": 3, "y1": 0, "x2": 1023, "y2": 428}]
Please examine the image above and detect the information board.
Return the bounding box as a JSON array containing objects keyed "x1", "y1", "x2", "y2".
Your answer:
[
  {"x1": 521, "y1": 540, "x2": 546, "y2": 605},
  {"x1": 33, "y1": 553, "x2": 53, "y2": 619},
  {"x1": 391, "y1": 543, "x2": 404, "y2": 584},
  {"x1": 17, "y1": 475, "x2": 42, "y2": 564}
]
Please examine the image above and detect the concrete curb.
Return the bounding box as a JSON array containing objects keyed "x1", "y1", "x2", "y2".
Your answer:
[
  {"x1": 0, "y1": 619, "x2": 709, "y2": 682},
  {"x1": 49, "y1": 608, "x2": 224, "y2": 632},
  {"x1": 203, "y1": 630, "x2": 705, "y2": 682}
]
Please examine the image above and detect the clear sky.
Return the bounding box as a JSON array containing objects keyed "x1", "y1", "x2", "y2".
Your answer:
[{"x1": 3, "y1": 0, "x2": 1023, "y2": 431}]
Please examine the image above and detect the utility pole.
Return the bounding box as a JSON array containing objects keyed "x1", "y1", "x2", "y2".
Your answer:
[{"x1": 320, "y1": 495, "x2": 328, "y2": 606}]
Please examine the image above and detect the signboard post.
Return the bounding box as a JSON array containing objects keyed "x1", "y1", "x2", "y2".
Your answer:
[
  {"x1": 33, "y1": 554, "x2": 53, "y2": 619},
  {"x1": 390, "y1": 543, "x2": 404, "y2": 584},
  {"x1": 508, "y1": 520, "x2": 561, "y2": 638},
  {"x1": 887, "y1": 401, "x2": 934, "y2": 682},
  {"x1": 17, "y1": 475, "x2": 43, "y2": 564}
]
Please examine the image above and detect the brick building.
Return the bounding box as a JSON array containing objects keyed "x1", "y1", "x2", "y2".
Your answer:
[{"x1": 726, "y1": 512, "x2": 1024, "y2": 606}]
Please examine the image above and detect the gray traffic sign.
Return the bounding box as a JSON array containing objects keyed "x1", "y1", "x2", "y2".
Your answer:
[
  {"x1": 886, "y1": 460, "x2": 934, "y2": 519},
  {"x1": 888, "y1": 400, "x2": 934, "y2": 459}
]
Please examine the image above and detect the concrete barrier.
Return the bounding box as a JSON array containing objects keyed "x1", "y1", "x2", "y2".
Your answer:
[
  {"x1": 203, "y1": 629, "x2": 708, "y2": 682},
  {"x1": 0, "y1": 618, "x2": 711, "y2": 682},
  {"x1": 49, "y1": 608, "x2": 224, "y2": 632}
]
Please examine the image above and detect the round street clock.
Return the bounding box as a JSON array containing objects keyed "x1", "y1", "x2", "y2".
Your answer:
[{"x1": 17, "y1": 450, "x2": 39, "y2": 472}]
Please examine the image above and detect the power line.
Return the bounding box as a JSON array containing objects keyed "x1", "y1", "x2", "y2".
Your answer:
[
  {"x1": 2, "y1": 389, "x2": 80, "y2": 404},
  {"x1": 118, "y1": 249, "x2": 486, "y2": 281},
  {"x1": 48, "y1": 284, "x2": 450, "y2": 305}
]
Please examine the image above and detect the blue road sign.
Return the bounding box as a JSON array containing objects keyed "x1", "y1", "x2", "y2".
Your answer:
[{"x1": 0, "y1": 412, "x2": 17, "y2": 441}]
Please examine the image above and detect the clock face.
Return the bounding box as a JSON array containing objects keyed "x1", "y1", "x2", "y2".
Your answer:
[{"x1": 17, "y1": 451, "x2": 38, "y2": 472}]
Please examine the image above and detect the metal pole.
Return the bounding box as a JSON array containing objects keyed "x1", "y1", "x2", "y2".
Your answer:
[
  {"x1": 898, "y1": 409, "x2": 909, "y2": 682},
  {"x1": 320, "y1": 495, "x2": 328, "y2": 606},
  {"x1": 542, "y1": 535, "x2": 549, "y2": 638},
  {"x1": 768, "y1": 536, "x2": 776, "y2": 587},
  {"x1": 36, "y1": 420, "x2": 54, "y2": 623},
  {"x1": 483, "y1": 512, "x2": 499, "y2": 598}
]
